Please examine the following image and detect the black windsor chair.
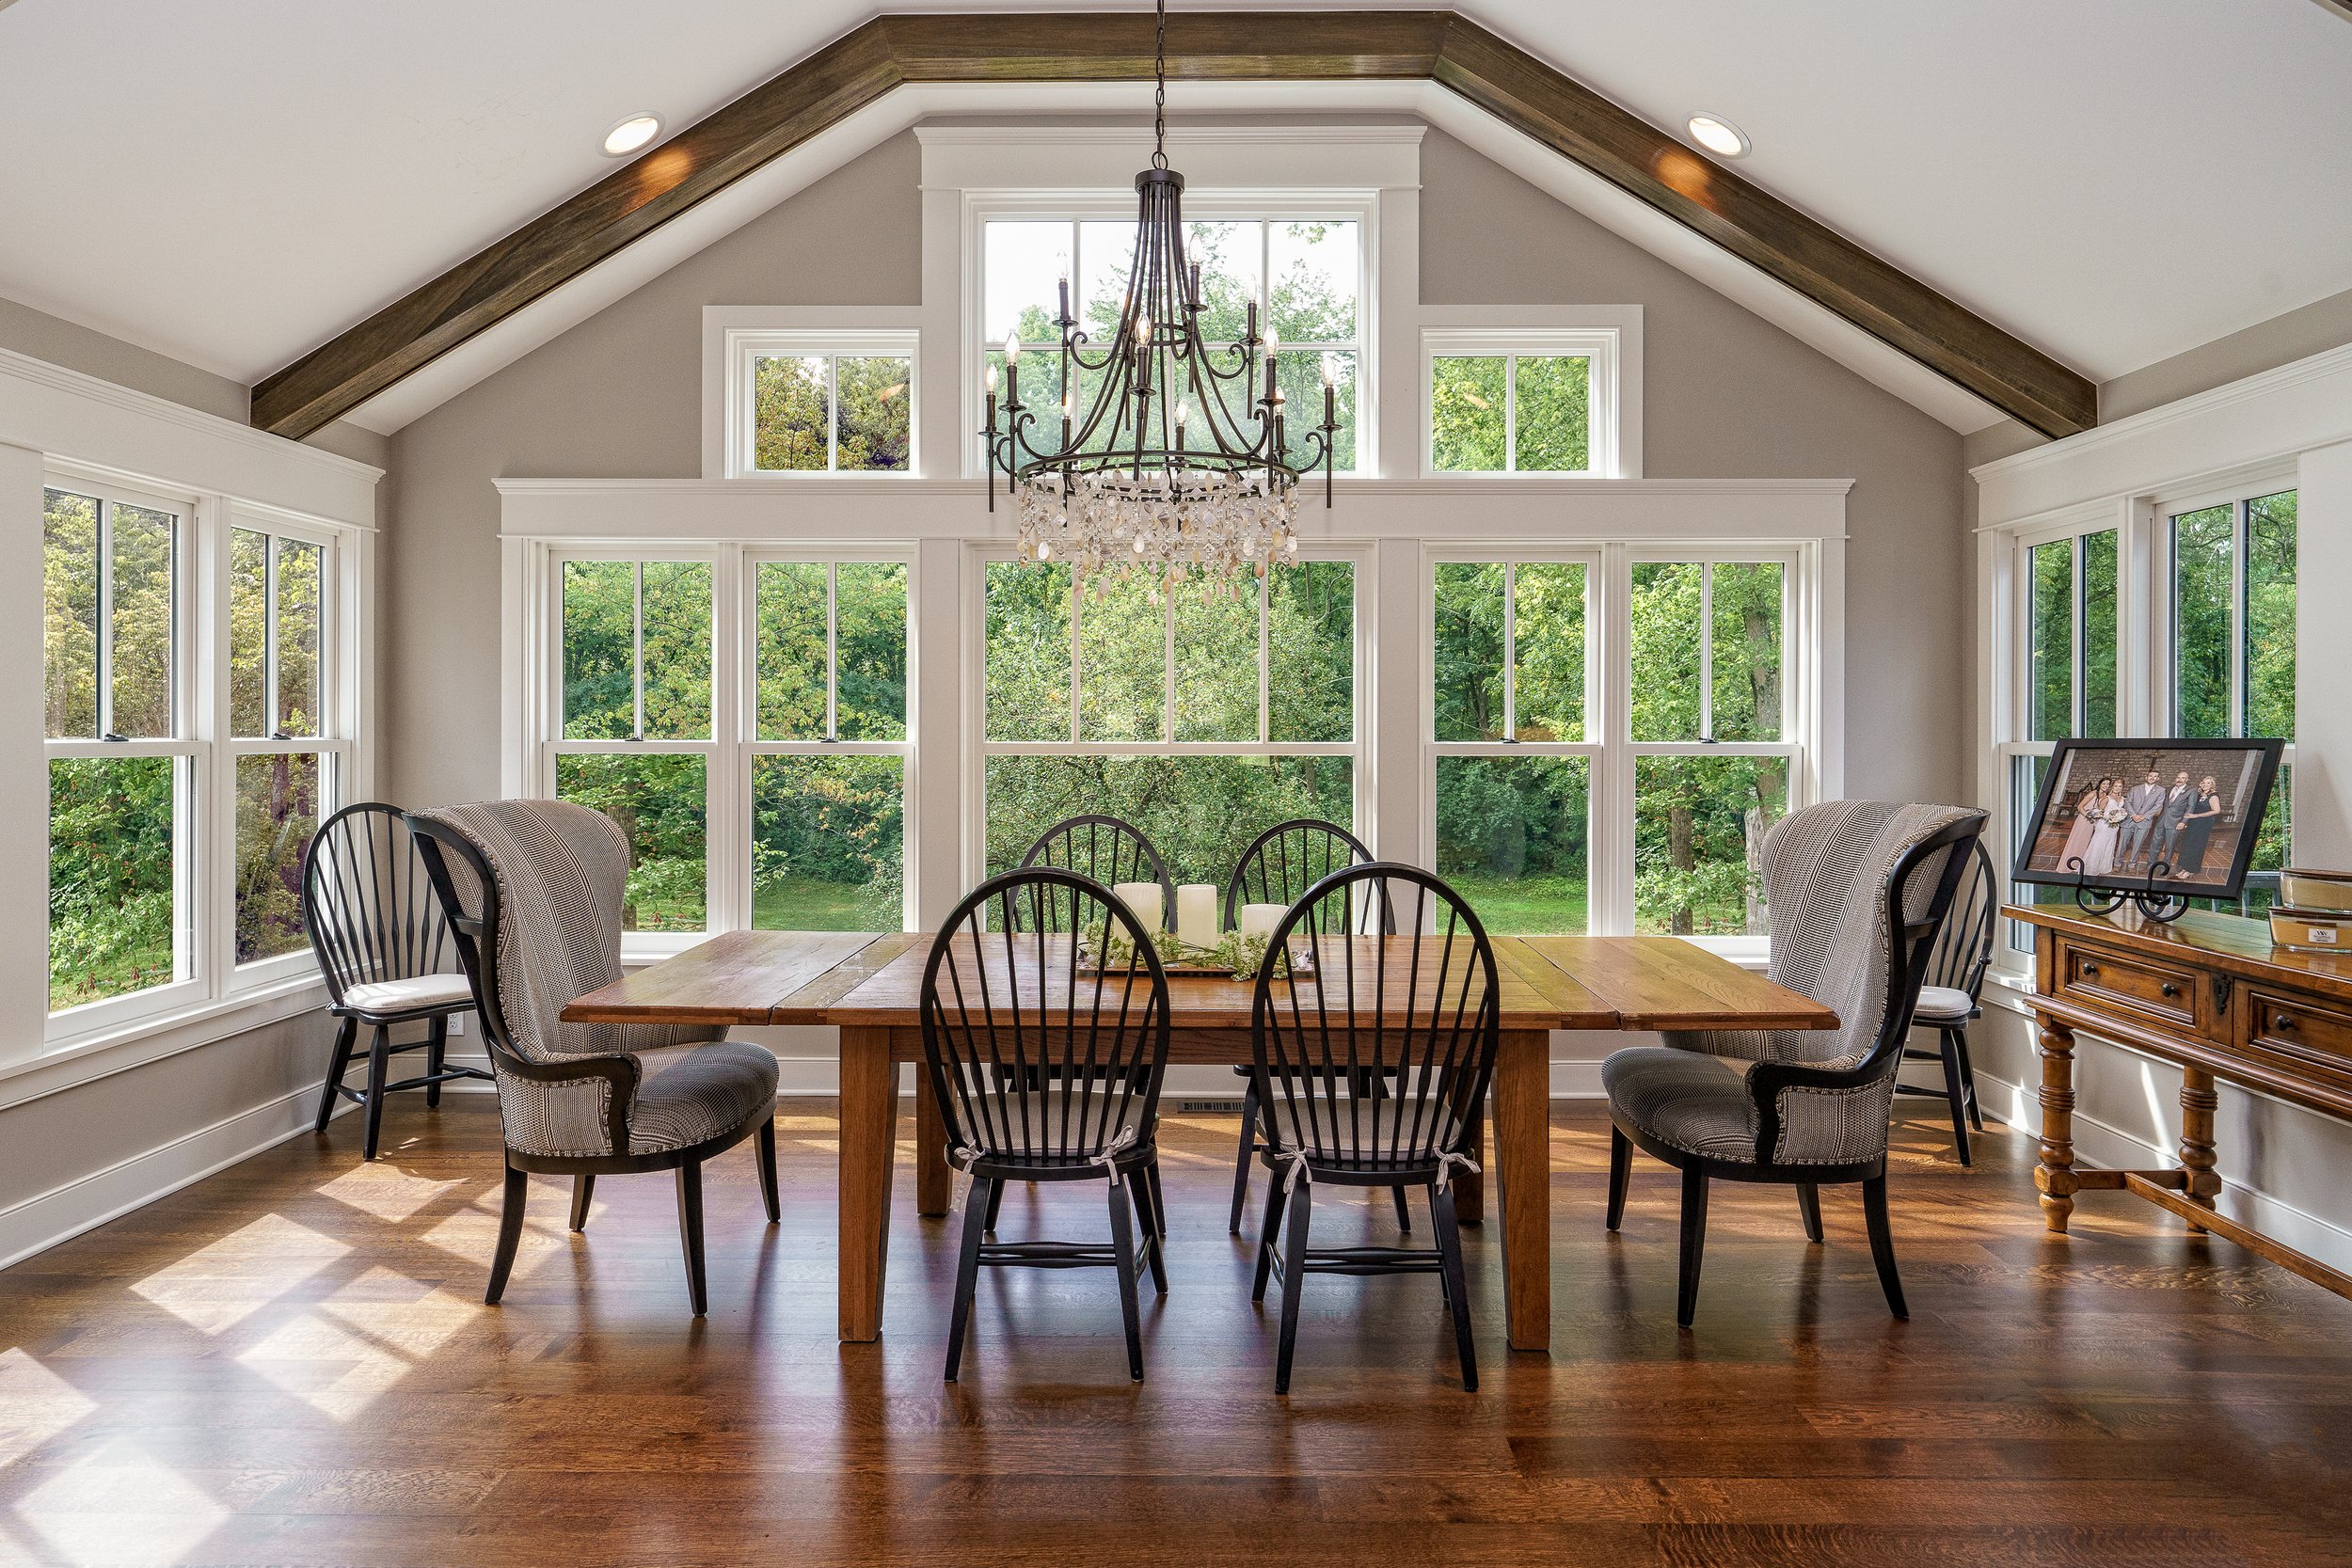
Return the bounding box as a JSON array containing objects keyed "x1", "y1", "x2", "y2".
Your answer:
[
  {"x1": 921, "y1": 868, "x2": 1173, "y2": 1382},
  {"x1": 1249, "y1": 863, "x2": 1500, "y2": 1394},
  {"x1": 1893, "y1": 840, "x2": 1998, "y2": 1163},
  {"x1": 1219, "y1": 819, "x2": 1411, "y2": 1237},
  {"x1": 303, "y1": 803, "x2": 490, "y2": 1161}
]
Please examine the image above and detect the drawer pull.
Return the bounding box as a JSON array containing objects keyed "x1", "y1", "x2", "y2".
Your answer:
[
  {"x1": 2161, "y1": 982, "x2": 2181, "y2": 999},
  {"x1": 2081, "y1": 961, "x2": 2100, "y2": 977},
  {"x1": 2275, "y1": 1012, "x2": 2297, "y2": 1032}
]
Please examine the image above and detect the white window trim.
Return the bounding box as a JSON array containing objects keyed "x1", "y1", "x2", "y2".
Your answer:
[
  {"x1": 1418, "y1": 309, "x2": 1644, "y2": 480},
  {"x1": 701, "y1": 309, "x2": 926, "y2": 480},
  {"x1": 517, "y1": 538, "x2": 918, "y2": 956},
  {"x1": 39, "y1": 466, "x2": 369, "y2": 1047}
]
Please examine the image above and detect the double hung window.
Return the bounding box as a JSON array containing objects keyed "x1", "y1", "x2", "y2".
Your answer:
[
  {"x1": 547, "y1": 548, "x2": 910, "y2": 936},
  {"x1": 1429, "y1": 550, "x2": 1801, "y2": 940},
  {"x1": 979, "y1": 558, "x2": 1358, "y2": 887}
]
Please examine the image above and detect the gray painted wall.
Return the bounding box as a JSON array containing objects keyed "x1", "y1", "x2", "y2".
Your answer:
[{"x1": 384, "y1": 126, "x2": 1967, "y2": 811}]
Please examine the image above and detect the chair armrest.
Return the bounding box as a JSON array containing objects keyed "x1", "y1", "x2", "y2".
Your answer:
[
  {"x1": 1747, "y1": 1055, "x2": 1896, "y2": 1166},
  {"x1": 485, "y1": 1045, "x2": 640, "y2": 1158}
]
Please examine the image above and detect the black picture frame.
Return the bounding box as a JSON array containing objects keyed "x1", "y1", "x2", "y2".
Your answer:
[{"x1": 2011, "y1": 737, "x2": 2285, "y2": 903}]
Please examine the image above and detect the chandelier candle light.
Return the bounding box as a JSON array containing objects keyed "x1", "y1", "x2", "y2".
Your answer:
[{"x1": 979, "y1": 0, "x2": 1343, "y2": 590}]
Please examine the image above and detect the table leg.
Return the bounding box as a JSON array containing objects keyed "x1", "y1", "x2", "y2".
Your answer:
[
  {"x1": 914, "y1": 1066, "x2": 949, "y2": 1217},
  {"x1": 2179, "y1": 1065, "x2": 2221, "y2": 1232},
  {"x1": 837, "y1": 1027, "x2": 898, "y2": 1342},
  {"x1": 2035, "y1": 1016, "x2": 2079, "y2": 1233},
  {"x1": 1491, "y1": 1028, "x2": 1550, "y2": 1354}
]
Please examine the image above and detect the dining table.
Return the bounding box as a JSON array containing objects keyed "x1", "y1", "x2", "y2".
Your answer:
[{"x1": 562, "y1": 928, "x2": 1835, "y2": 1352}]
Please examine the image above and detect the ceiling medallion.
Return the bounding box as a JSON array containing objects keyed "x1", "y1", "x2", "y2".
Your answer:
[{"x1": 978, "y1": 0, "x2": 1341, "y2": 592}]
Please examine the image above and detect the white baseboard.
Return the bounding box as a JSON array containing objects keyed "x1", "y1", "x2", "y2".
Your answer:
[{"x1": 0, "y1": 1085, "x2": 340, "y2": 1271}]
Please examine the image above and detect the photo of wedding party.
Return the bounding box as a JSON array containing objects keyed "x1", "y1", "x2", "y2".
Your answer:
[{"x1": 2014, "y1": 737, "x2": 2284, "y2": 897}]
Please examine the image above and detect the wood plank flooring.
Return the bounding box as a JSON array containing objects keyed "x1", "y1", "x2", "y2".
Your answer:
[{"x1": 2, "y1": 1097, "x2": 2349, "y2": 1566}]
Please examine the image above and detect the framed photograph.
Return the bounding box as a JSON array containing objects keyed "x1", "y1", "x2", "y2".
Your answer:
[{"x1": 2012, "y1": 738, "x2": 2285, "y2": 900}]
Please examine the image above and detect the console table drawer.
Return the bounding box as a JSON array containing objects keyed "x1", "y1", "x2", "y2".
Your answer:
[
  {"x1": 2248, "y1": 991, "x2": 2352, "y2": 1073},
  {"x1": 2054, "y1": 937, "x2": 2201, "y2": 1030}
]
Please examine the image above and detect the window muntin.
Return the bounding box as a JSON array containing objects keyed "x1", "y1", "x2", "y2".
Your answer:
[
  {"x1": 979, "y1": 558, "x2": 1358, "y2": 890},
  {"x1": 981, "y1": 216, "x2": 1365, "y2": 473}
]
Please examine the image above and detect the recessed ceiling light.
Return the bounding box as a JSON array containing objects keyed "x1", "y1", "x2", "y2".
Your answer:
[
  {"x1": 601, "y1": 113, "x2": 663, "y2": 157},
  {"x1": 1686, "y1": 114, "x2": 1750, "y2": 159}
]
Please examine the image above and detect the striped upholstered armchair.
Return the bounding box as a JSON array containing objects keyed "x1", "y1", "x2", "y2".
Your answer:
[
  {"x1": 1600, "y1": 800, "x2": 1986, "y2": 1327},
  {"x1": 408, "y1": 800, "x2": 781, "y2": 1315}
]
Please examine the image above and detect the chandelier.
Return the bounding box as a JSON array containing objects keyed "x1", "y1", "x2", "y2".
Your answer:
[{"x1": 979, "y1": 0, "x2": 1342, "y2": 588}]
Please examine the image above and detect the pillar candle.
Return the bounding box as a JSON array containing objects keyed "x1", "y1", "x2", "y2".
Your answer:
[
  {"x1": 1111, "y1": 881, "x2": 1164, "y2": 937},
  {"x1": 1238, "y1": 903, "x2": 1284, "y2": 943},
  {"x1": 1175, "y1": 884, "x2": 1218, "y2": 949}
]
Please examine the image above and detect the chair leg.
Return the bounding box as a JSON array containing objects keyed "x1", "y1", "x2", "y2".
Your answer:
[
  {"x1": 1432, "y1": 1181, "x2": 1477, "y2": 1392},
  {"x1": 1863, "y1": 1173, "x2": 1909, "y2": 1320},
  {"x1": 1391, "y1": 1185, "x2": 1413, "y2": 1233},
  {"x1": 485, "y1": 1164, "x2": 527, "y2": 1305},
  {"x1": 983, "y1": 1178, "x2": 1007, "y2": 1234},
  {"x1": 1274, "y1": 1178, "x2": 1313, "y2": 1395},
  {"x1": 1954, "y1": 1027, "x2": 1985, "y2": 1131},
  {"x1": 675, "y1": 1160, "x2": 708, "y2": 1318},
  {"x1": 424, "y1": 1015, "x2": 448, "y2": 1108},
  {"x1": 1131, "y1": 1162, "x2": 1170, "y2": 1296},
  {"x1": 945, "y1": 1179, "x2": 992, "y2": 1382},
  {"x1": 361, "y1": 1024, "x2": 391, "y2": 1162},
  {"x1": 568, "y1": 1173, "x2": 595, "y2": 1232},
  {"x1": 1250, "y1": 1168, "x2": 1289, "y2": 1303},
  {"x1": 1676, "y1": 1164, "x2": 1709, "y2": 1329},
  {"x1": 1939, "y1": 1030, "x2": 1973, "y2": 1165},
  {"x1": 1106, "y1": 1177, "x2": 1146, "y2": 1382},
  {"x1": 755, "y1": 1116, "x2": 781, "y2": 1225},
  {"x1": 313, "y1": 1017, "x2": 357, "y2": 1134},
  {"x1": 1229, "y1": 1080, "x2": 1260, "y2": 1234},
  {"x1": 1606, "y1": 1125, "x2": 1631, "y2": 1231},
  {"x1": 1796, "y1": 1181, "x2": 1823, "y2": 1243}
]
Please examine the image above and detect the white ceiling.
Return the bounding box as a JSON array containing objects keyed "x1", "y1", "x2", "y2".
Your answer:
[{"x1": 0, "y1": 0, "x2": 2346, "y2": 406}]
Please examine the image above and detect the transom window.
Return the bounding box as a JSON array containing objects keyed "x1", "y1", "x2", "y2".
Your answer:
[
  {"x1": 980, "y1": 215, "x2": 1365, "y2": 471},
  {"x1": 547, "y1": 549, "x2": 910, "y2": 936},
  {"x1": 724, "y1": 330, "x2": 916, "y2": 477},
  {"x1": 1422, "y1": 328, "x2": 1624, "y2": 477},
  {"x1": 980, "y1": 558, "x2": 1357, "y2": 887},
  {"x1": 1429, "y1": 551, "x2": 1800, "y2": 940}
]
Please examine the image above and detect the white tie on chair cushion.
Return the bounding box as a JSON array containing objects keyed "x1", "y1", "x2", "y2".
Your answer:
[
  {"x1": 342, "y1": 974, "x2": 475, "y2": 1013},
  {"x1": 1912, "y1": 984, "x2": 1975, "y2": 1022}
]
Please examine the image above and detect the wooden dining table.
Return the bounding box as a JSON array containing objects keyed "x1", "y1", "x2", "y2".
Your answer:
[{"x1": 562, "y1": 929, "x2": 1834, "y2": 1352}]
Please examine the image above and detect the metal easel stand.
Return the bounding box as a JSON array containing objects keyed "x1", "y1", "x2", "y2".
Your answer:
[{"x1": 2067, "y1": 855, "x2": 2189, "y2": 925}]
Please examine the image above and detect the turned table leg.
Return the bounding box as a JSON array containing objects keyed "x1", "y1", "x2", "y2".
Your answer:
[
  {"x1": 2179, "y1": 1065, "x2": 2221, "y2": 1232},
  {"x1": 2036, "y1": 1016, "x2": 2080, "y2": 1233}
]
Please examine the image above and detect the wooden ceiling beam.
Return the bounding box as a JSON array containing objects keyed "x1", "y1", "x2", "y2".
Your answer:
[{"x1": 249, "y1": 10, "x2": 2095, "y2": 442}]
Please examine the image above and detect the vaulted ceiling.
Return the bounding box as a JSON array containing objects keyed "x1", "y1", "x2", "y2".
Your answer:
[{"x1": 2, "y1": 0, "x2": 2347, "y2": 436}]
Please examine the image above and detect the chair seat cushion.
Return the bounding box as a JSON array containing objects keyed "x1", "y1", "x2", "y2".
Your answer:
[
  {"x1": 1601, "y1": 1046, "x2": 1759, "y2": 1164},
  {"x1": 1913, "y1": 984, "x2": 1976, "y2": 1022},
  {"x1": 628, "y1": 1041, "x2": 779, "y2": 1155},
  {"x1": 1261, "y1": 1099, "x2": 1467, "y2": 1175},
  {"x1": 342, "y1": 973, "x2": 475, "y2": 1015}
]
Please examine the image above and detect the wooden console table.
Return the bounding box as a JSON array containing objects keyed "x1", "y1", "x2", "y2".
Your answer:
[{"x1": 2009, "y1": 901, "x2": 2352, "y2": 1298}]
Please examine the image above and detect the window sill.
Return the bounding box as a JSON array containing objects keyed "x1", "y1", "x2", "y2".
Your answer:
[{"x1": 0, "y1": 974, "x2": 328, "y2": 1112}]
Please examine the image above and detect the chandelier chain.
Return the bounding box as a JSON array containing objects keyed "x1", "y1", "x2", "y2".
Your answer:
[{"x1": 1152, "y1": 0, "x2": 1168, "y2": 170}]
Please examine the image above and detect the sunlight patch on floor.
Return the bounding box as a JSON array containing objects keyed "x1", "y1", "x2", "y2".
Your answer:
[
  {"x1": 317, "y1": 1163, "x2": 468, "y2": 1223},
  {"x1": 0, "y1": 1350, "x2": 97, "y2": 1469},
  {"x1": 230, "y1": 1265, "x2": 478, "y2": 1421},
  {"x1": 13, "y1": 1441, "x2": 225, "y2": 1567},
  {"x1": 126, "y1": 1213, "x2": 352, "y2": 1334}
]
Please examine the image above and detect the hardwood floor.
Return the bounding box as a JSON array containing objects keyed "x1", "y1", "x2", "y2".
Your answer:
[{"x1": 2, "y1": 1095, "x2": 2348, "y2": 1566}]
